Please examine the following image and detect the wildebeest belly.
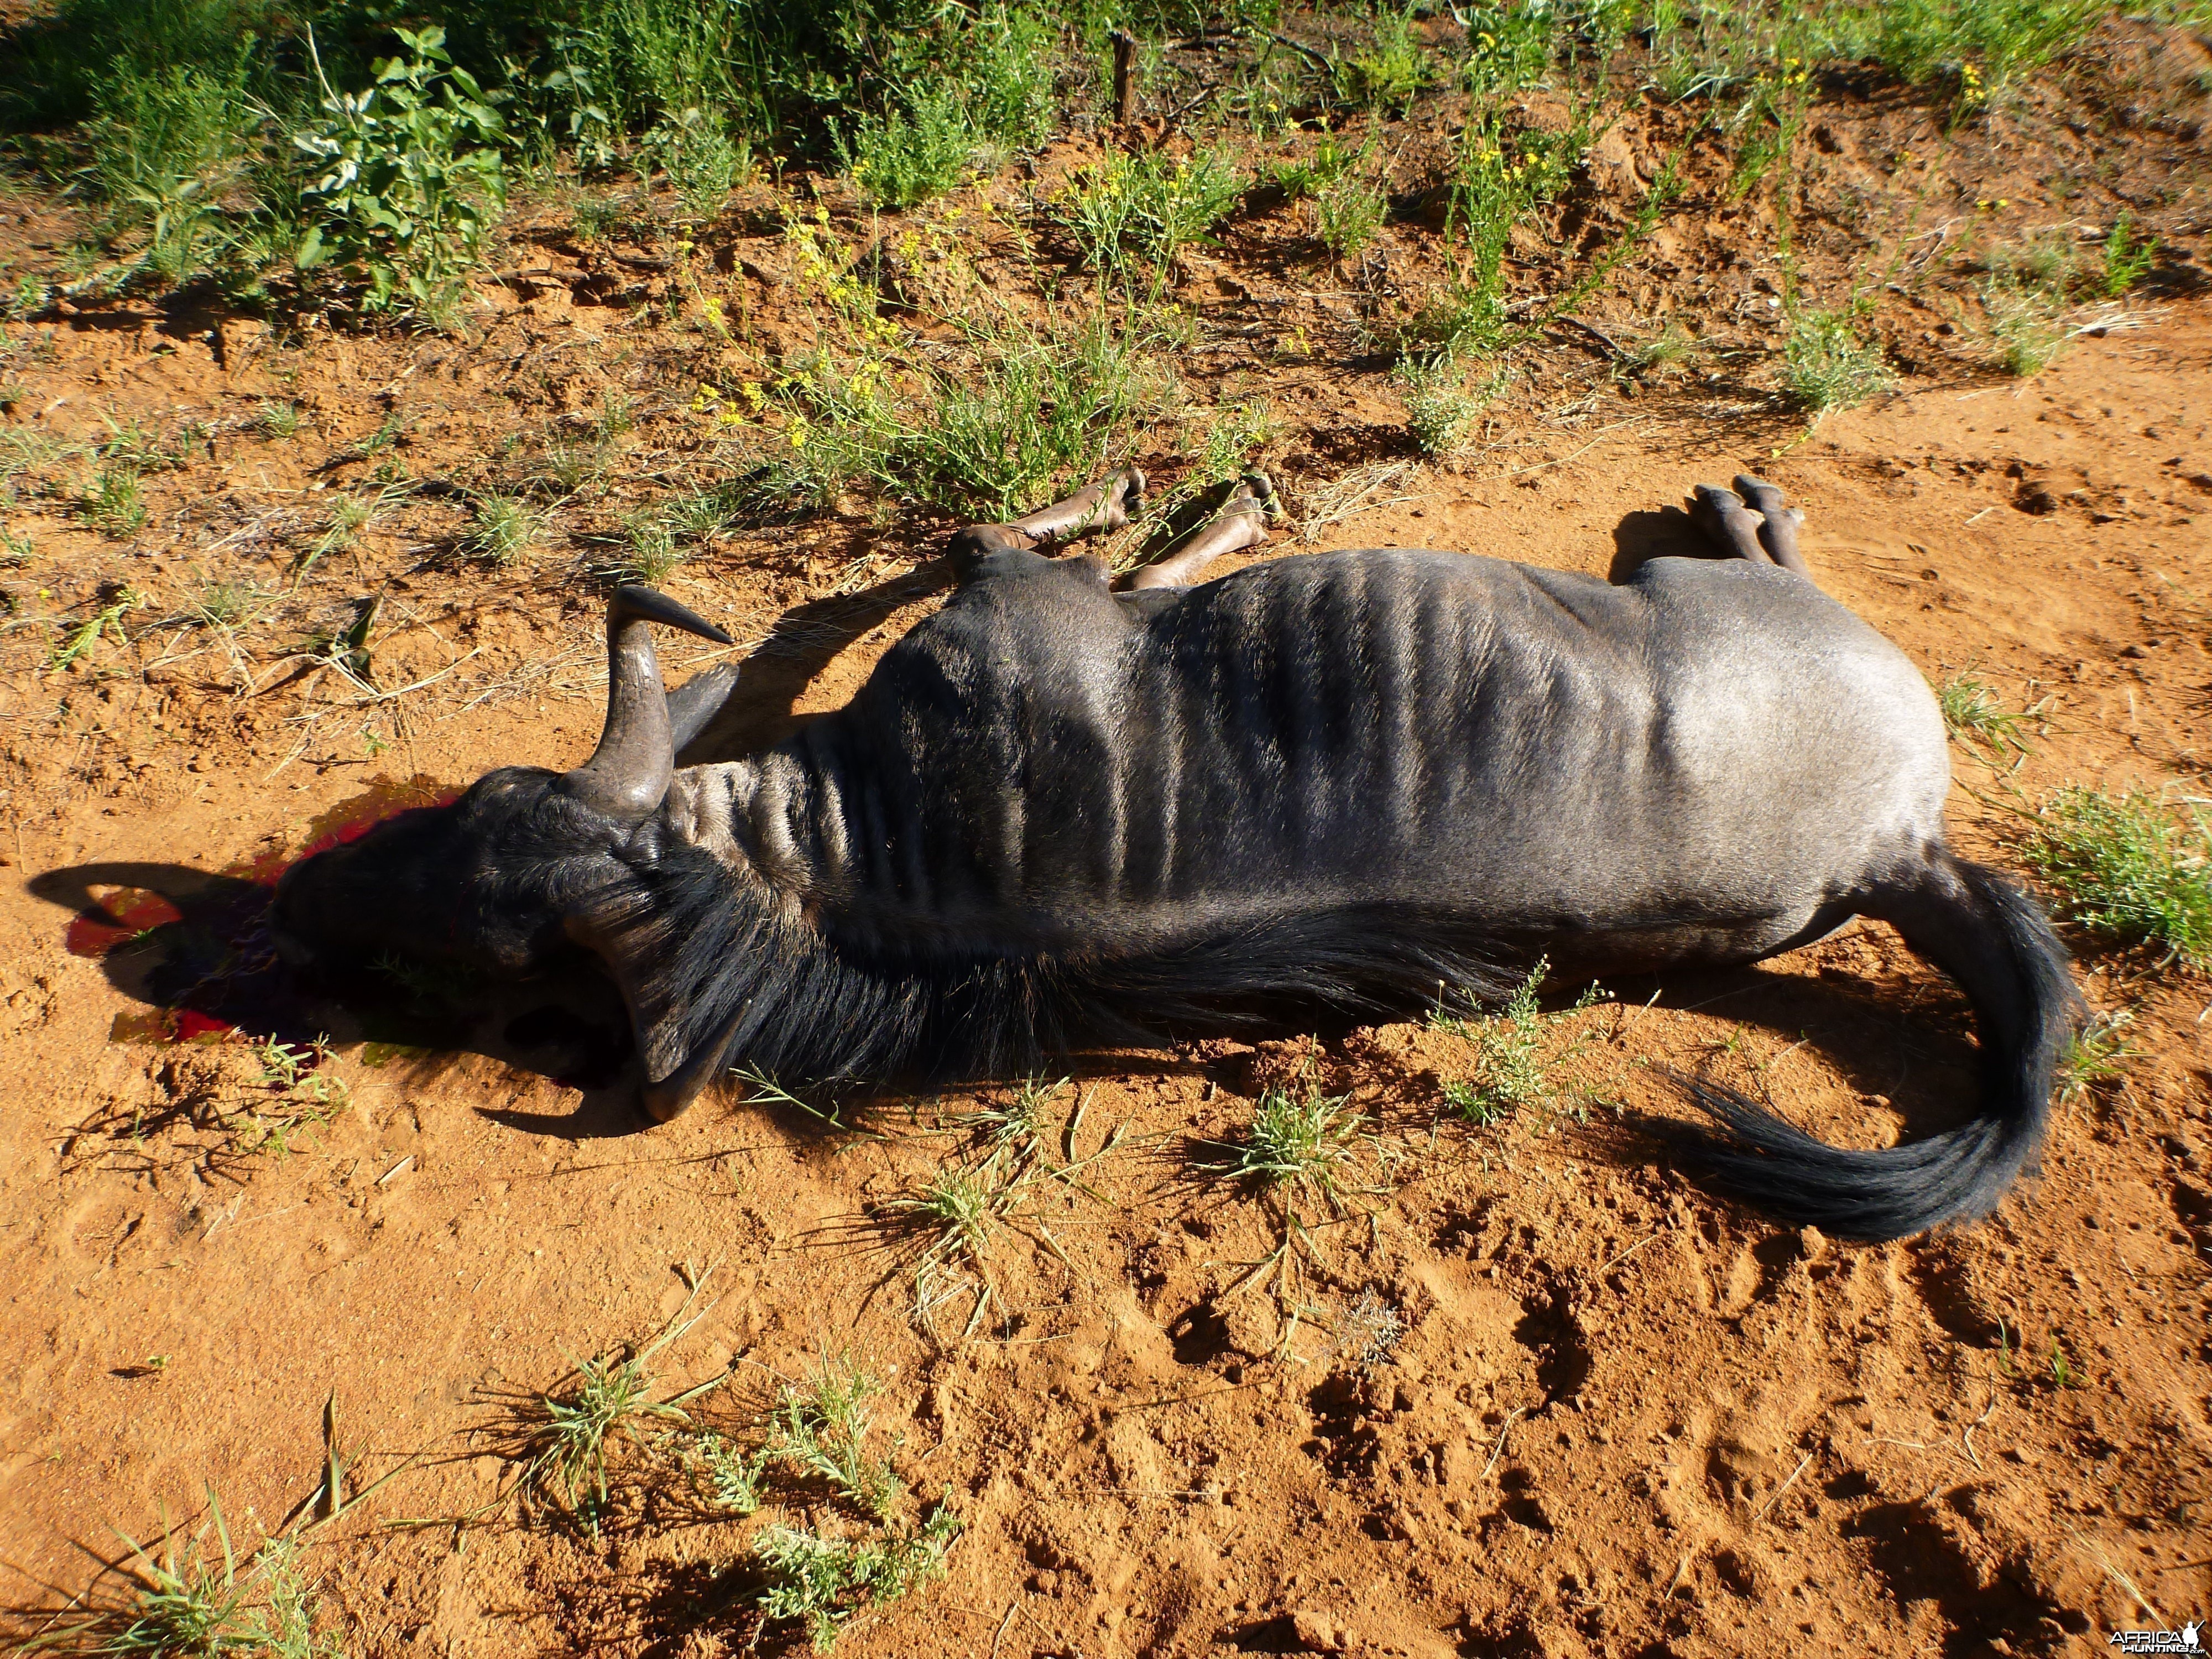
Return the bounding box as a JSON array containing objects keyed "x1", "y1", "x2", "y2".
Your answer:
[{"x1": 773, "y1": 548, "x2": 1948, "y2": 956}]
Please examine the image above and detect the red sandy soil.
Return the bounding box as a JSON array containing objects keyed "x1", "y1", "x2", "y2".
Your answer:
[{"x1": 0, "y1": 22, "x2": 2208, "y2": 1656}]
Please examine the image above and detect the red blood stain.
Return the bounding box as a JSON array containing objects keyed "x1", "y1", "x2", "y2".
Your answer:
[{"x1": 64, "y1": 773, "x2": 459, "y2": 1046}]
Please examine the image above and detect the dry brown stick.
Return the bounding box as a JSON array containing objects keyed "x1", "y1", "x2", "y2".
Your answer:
[{"x1": 1112, "y1": 30, "x2": 1138, "y2": 124}]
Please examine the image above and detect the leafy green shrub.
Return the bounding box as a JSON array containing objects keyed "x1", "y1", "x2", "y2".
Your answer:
[
  {"x1": 2022, "y1": 785, "x2": 2212, "y2": 969},
  {"x1": 1053, "y1": 148, "x2": 1245, "y2": 273},
  {"x1": 841, "y1": 84, "x2": 980, "y2": 208},
  {"x1": 293, "y1": 26, "x2": 507, "y2": 320},
  {"x1": 1782, "y1": 308, "x2": 1895, "y2": 414},
  {"x1": 1872, "y1": 0, "x2": 2111, "y2": 111},
  {"x1": 958, "y1": 3, "x2": 1057, "y2": 152}
]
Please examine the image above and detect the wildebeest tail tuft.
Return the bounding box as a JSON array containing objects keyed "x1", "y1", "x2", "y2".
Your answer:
[{"x1": 1682, "y1": 853, "x2": 2080, "y2": 1243}]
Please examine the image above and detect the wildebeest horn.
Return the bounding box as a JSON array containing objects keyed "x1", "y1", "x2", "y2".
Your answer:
[{"x1": 556, "y1": 586, "x2": 735, "y2": 821}]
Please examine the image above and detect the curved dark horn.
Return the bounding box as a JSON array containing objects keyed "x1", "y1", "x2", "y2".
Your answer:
[{"x1": 556, "y1": 586, "x2": 734, "y2": 821}]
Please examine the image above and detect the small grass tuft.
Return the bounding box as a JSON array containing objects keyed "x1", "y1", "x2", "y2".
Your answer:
[
  {"x1": 1434, "y1": 958, "x2": 1608, "y2": 1124},
  {"x1": 1782, "y1": 308, "x2": 1895, "y2": 415},
  {"x1": 2057, "y1": 1006, "x2": 2135, "y2": 1103},
  {"x1": 2021, "y1": 785, "x2": 2212, "y2": 970},
  {"x1": 1212, "y1": 1085, "x2": 1363, "y2": 1206},
  {"x1": 254, "y1": 401, "x2": 302, "y2": 440},
  {"x1": 1982, "y1": 271, "x2": 2069, "y2": 376},
  {"x1": 82, "y1": 467, "x2": 149, "y2": 538},
  {"x1": 463, "y1": 493, "x2": 542, "y2": 567},
  {"x1": 1937, "y1": 672, "x2": 2043, "y2": 766}
]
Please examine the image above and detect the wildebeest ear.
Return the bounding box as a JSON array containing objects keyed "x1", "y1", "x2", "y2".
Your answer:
[{"x1": 564, "y1": 910, "x2": 739, "y2": 1123}]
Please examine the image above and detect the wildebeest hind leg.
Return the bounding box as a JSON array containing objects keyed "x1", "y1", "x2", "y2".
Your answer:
[
  {"x1": 1689, "y1": 477, "x2": 1813, "y2": 581},
  {"x1": 1732, "y1": 474, "x2": 1811, "y2": 577},
  {"x1": 1130, "y1": 472, "x2": 1272, "y2": 590}
]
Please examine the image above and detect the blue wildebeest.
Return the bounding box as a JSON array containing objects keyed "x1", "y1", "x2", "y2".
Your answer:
[{"x1": 272, "y1": 472, "x2": 2078, "y2": 1241}]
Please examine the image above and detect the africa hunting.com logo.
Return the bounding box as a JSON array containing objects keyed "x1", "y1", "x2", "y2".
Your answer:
[{"x1": 2111, "y1": 1621, "x2": 2203, "y2": 1655}]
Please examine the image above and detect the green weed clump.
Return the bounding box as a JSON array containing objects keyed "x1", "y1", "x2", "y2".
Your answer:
[
  {"x1": 898, "y1": 318, "x2": 1155, "y2": 517},
  {"x1": 1316, "y1": 171, "x2": 1389, "y2": 261},
  {"x1": 1393, "y1": 351, "x2": 1496, "y2": 456},
  {"x1": 2022, "y1": 786, "x2": 2212, "y2": 969},
  {"x1": 641, "y1": 106, "x2": 749, "y2": 221},
  {"x1": 1053, "y1": 148, "x2": 1245, "y2": 274},
  {"x1": 81, "y1": 467, "x2": 149, "y2": 538},
  {"x1": 1782, "y1": 307, "x2": 1895, "y2": 415},
  {"x1": 695, "y1": 1357, "x2": 962, "y2": 1652},
  {"x1": 754, "y1": 1507, "x2": 961, "y2": 1653},
  {"x1": 1270, "y1": 128, "x2": 1365, "y2": 200},
  {"x1": 1433, "y1": 958, "x2": 1608, "y2": 1124}
]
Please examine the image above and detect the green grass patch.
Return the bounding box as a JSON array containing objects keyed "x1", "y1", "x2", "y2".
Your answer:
[
  {"x1": 1782, "y1": 307, "x2": 1895, "y2": 415},
  {"x1": 1052, "y1": 148, "x2": 1245, "y2": 275},
  {"x1": 2022, "y1": 785, "x2": 2212, "y2": 969},
  {"x1": 1433, "y1": 958, "x2": 1609, "y2": 1124}
]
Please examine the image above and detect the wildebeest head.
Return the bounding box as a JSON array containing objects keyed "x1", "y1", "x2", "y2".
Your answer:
[{"x1": 271, "y1": 587, "x2": 735, "y2": 1117}]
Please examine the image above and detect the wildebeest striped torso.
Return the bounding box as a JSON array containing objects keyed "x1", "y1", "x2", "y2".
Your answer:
[{"x1": 667, "y1": 545, "x2": 1946, "y2": 978}]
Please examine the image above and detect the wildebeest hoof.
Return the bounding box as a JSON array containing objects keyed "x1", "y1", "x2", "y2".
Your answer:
[{"x1": 1732, "y1": 473, "x2": 1806, "y2": 570}]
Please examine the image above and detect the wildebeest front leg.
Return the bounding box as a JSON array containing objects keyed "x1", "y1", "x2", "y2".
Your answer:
[
  {"x1": 948, "y1": 469, "x2": 1146, "y2": 576},
  {"x1": 1129, "y1": 472, "x2": 1272, "y2": 590},
  {"x1": 1689, "y1": 474, "x2": 1813, "y2": 581},
  {"x1": 1011, "y1": 468, "x2": 1146, "y2": 541}
]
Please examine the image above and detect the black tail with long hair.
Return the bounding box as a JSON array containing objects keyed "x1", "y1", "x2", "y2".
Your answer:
[{"x1": 1685, "y1": 854, "x2": 2081, "y2": 1243}]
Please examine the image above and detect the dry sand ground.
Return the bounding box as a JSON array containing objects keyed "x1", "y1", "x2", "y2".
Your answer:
[{"x1": 1, "y1": 35, "x2": 2210, "y2": 1656}]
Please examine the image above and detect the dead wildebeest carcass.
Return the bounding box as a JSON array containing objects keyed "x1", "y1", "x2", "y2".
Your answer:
[{"x1": 271, "y1": 471, "x2": 2079, "y2": 1241}]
